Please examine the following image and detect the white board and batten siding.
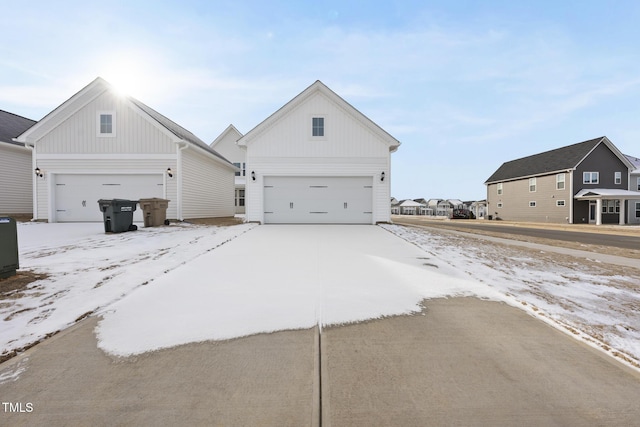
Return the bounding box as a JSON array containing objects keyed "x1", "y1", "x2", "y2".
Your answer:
[
  {"x1": 0, "y1": 143, "x2": 32, "y2": 215},
  {"x1": 181, "y1": 147, "x2": 235, "y2": 219},
  {"x1": 241, "y1": 83, "x2": 397, "y2": 224}
]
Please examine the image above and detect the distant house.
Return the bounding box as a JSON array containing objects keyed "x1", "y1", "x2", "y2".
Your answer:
[
  {"x1": 237, "y1": 80, "x2": 400, "y2": 224},
  {"x1": 398, "y1": 199, "x2": 425, "y2": 215},
  {"x1": 0, "y1": 110, "x2": 36, "y2": 216},
  {"x1": 485, "y1": 136, "x2": 640, "y2": 225},
  {"x1": 211, "y1": 125, "x2": 245, "y2": 214},
  {"x1": 15, "y1": 77, "x2": 236, "y2": 222},
  {"x1": 469, "y1": 200, "x2": 487, "y2": 219},
  {"x1": 390, "y1": 197, "x2": 400, "y2": 215}
]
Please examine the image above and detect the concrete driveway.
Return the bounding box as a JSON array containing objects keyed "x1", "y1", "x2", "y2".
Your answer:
[{"x1": 1, "y1": 225, "x2": 640, "y2": 426}]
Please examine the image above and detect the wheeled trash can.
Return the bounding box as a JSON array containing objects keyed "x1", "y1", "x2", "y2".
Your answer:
[
  {"x1": 0, "y1": 217, "x2": 19, "y2": 279},
  {"x1": 139, "y1": 198, "x2": 170, "y2": 227},
  {"x1": 97, "y1": 199, "x2": 138, "y2": 233}
]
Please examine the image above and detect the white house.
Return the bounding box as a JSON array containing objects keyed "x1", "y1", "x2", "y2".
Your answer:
[
  {"x1": 0, "y1": 110, "x2": 36, "y2": 216},
  {"x1": 237, "y1": 80, "x2": 400, "y2": 224},
  {"x1": 15, "y1": 77, "x2": 236, "y2": 223},
  {"x1": 211, "y1": 124, "x2": 245, "y2": 214}
]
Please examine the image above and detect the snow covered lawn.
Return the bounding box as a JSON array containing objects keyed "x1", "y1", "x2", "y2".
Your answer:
[
  {"x1": 382, "y1": 224, "x2": 640, "y2": 370},
  {"x1": 1, "y1": 221, "x2": 256, "y2": 360},
  {"x1": 2, "y1": 222, "x2": 638, "y2": 373}
]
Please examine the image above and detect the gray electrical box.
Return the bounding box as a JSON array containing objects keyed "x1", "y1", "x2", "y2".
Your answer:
[{"x1": 0, "y1": 217, "x2": 19, "y2": 279}]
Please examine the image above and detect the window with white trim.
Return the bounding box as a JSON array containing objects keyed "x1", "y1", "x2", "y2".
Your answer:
[
  {"x1": 497, "y1": 202, "x2": 503, "y2": 208},
  {"x1": 602, "y1": 200, "x2": 619, "y2": 213},
  {"x1": 233, "y1": 162, "x2": 246, "y2": 177},
  {"x1": 556, "y1": 173, "x2": 565, "y2": 190},
  {"x1": 614, "y1": 172, "x2": 622, "y2": 185},
  {"x1": 529, "y1": 201, "x2": 536, "y2": 207},
  {"x1": 636, "y1": 202, "x2": 640, "y2": 218},
  {"x1": 529, "y1": 177, "x2": 536, "y2": 192},
  {"x1": 497, "y1": 183, "x2": 503, "y2": 195},
  {"x1": 556, "y1": 200, "x2": 565, "y2": 206},
  {"x1": 312, "y1": 117, "x2": 324, "y2": 137},
  {"x1": 97, "y1": 111, "x2": 115, "y2": 136},
  {"x1": 583, "y1": 171, "x2": 599, "y2": 184}
]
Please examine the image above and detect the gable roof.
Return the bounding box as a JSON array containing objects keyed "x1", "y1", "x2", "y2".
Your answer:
[
  {"x1": 0, "y1": 110, "x2": 36, "y2": 146},
  {"x1": 237, "y1": 80, "x2": 400, "y2": 151},
  {"x1": 485, "y1": 137, "x2": 624, "y2": 184},
  {"x1": 625, "y1": 154, "x2": 640, "y2": 173},
  {"x1": 15, "y1": 77, "x2": 232, "y2": 165},
  {"x1": 210, "y1": 124, "x2": 243, "y2": 148}
]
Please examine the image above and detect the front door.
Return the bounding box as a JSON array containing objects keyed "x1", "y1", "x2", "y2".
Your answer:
[{"x1": 589, "y1": 201, "x2": 597, "y2": 224}]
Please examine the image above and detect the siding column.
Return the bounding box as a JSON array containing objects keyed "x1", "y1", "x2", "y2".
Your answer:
[{"x1": 619, "y1": 199, "x2": 626, "y2": 225}]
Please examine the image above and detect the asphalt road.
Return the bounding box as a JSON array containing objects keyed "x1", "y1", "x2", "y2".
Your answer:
[{"x1": 393, "y1": 217, "x2": 640, "y2": 250}]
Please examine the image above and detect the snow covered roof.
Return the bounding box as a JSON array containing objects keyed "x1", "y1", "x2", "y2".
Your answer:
[{"x1": 399, "y1": 200, "x2": 425, "y2": 207}]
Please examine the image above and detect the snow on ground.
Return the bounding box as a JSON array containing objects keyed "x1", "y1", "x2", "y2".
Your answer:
[
  {"x1": 2, "y1": 222, "x2": 639, "y2": 372},
  {"x1": 95, "y1": 225, "x2": 500, "y2": 356},
  {"x1": 1, "y1": 222, "x2": 256, "y2": 359},
  {"x1": 381, "y1": 224, "x2": 640, "y2": 369}
]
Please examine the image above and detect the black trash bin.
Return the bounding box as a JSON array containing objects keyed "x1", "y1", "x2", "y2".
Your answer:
[
  {"x1": 97, "y1": 199, "x2": 139, "y2": 233},
  {"x1": 0, "y1": 217, "x2": 19, "y2": 279}
]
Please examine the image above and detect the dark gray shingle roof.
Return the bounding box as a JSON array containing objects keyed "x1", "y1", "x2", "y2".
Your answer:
[
  {"x1": 128, "y1": 99, "x2": 232, "y2": 165},
  {"x1": 485, "y1": 137, "x2": 604, "y2": 183},
  {"x1": 0, "y1": 110, "x2": 36, "y2": 146}
]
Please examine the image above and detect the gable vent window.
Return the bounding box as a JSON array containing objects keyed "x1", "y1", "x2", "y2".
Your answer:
[
  {"x1": 97, "y1": 111, "x2": 116, "y2": 137},
  {"x1": 312, "y1": 117, "x2": 324, "y2": 137},
  {"x1": 614, "y1": 172, "x2": 621, "y2": 185}
]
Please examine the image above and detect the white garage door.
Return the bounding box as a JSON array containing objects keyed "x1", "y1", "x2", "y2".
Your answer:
[
  {"x1": 54, "y1": 174, "x2": 164, "y2": 222},
  {"x1": 263, "y1": 176, "x2": 373, "y2": 224}
]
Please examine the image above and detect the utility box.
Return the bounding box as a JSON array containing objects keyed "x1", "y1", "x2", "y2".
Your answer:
[
  {"x1": 0, "y1": 217, "x2": 19, "y2": 279},
  {"x1": 97, "y1": 199, "x2": 138, "y2": 233},
  {"x1": 139, "y1": 198, "x2": 170, "y2": 227}
]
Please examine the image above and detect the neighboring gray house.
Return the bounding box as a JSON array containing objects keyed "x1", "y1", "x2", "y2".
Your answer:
[
  {"x1": 0, "y1": 110, "x2": 36, "y2": 216},
  {"x1": 15, "y1": 77, "x2": 236, "y2": 222},
  {"x1": 211, "y1": 124, "x2": 245, "y2": 214},
  {"x1": 485, "y1": 136, "x2": 640, "y2": 225}
]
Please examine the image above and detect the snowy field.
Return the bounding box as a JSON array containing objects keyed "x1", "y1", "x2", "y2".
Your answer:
[{"x1": 1, "y1": 222, "x2": 639, "y2": 373}]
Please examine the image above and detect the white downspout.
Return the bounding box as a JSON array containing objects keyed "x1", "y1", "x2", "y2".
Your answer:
[
  {"x1": 568, "y1": 169, "x2": 574, "y2": 224},
  {"x1": 27, "y1": 143, "x2": 37, "y2": 221},
  {"x1": 177, "y1": 142, "x2": 188, "y2": 221}
]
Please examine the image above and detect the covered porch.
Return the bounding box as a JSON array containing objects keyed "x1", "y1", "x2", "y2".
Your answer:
[{"x1": 574, "y1": 189, "x2": 640, "y2": 225}]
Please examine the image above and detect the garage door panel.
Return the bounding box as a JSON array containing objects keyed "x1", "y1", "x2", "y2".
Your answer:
[
  {"x1": 55, "y1": 174, "x2": 163, "y2": 222},
  {"x1": 263, "y1": 176, "x2": 372, "y2": 224}
]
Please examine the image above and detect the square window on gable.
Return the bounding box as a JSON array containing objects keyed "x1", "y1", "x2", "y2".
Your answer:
[
  {"x1": 312, "y1": 117, "x2": 324, "y2": 137},
  {"x1": 97, "y1": 111, "x2": 116, "y2": 137}
]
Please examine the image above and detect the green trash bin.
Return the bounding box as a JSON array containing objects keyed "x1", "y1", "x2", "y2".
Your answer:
[
  {"x1": 0, "y1": 217, "x2": 19, "y2": 279},
  {"x1": 97, "y1": 199, "x2": 138, "y2": 233}
]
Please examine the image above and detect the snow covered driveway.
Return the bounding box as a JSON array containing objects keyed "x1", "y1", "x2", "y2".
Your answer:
[
  {"x1": 3, "y1": 222, "x2": 639, "y2": 372},
  {"x1": 95, "y1": 225, "x2": 491, "y2": 356}
]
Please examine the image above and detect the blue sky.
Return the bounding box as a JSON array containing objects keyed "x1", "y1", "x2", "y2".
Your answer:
[{"x1": 3, "y1": 1, "x2": 640, "y2": 201}]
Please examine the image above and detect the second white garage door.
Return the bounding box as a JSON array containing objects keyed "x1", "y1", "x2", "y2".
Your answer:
[
  {"x1": 54, "y1": 174, "x2": 164, "y2": 222},
  {"x1": 263, "y1": 176, "x2": 373, "y2": 224}
]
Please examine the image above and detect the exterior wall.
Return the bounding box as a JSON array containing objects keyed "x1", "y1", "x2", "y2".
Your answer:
[
  {"x1": 487, "y1": 172, "x2": 571, "y2": 222},
  {"x1": 629, "y1": 173, "x2": 640, "y2": 224},
  {"x1": 211, "y1": 128, "x2": 246, "y2": 213},
  {"x1": 33, "y1": 156, "x2": 178, "y2": 220},
  {"x1": 37, "y1": 91, "x2": 175, "y2": 155},
  {"x1": 244, "y1": 91, "x2": 392, "y2": 224},
  {"x1": 0, "y1": 143, "x2": 32, "y2": 215},
  {"x1": 572, "y1": 142, "x2": 629, "y2": 224},
  {"x1": 181, "y1": 148, "x2": 235, "y2": 219}
]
